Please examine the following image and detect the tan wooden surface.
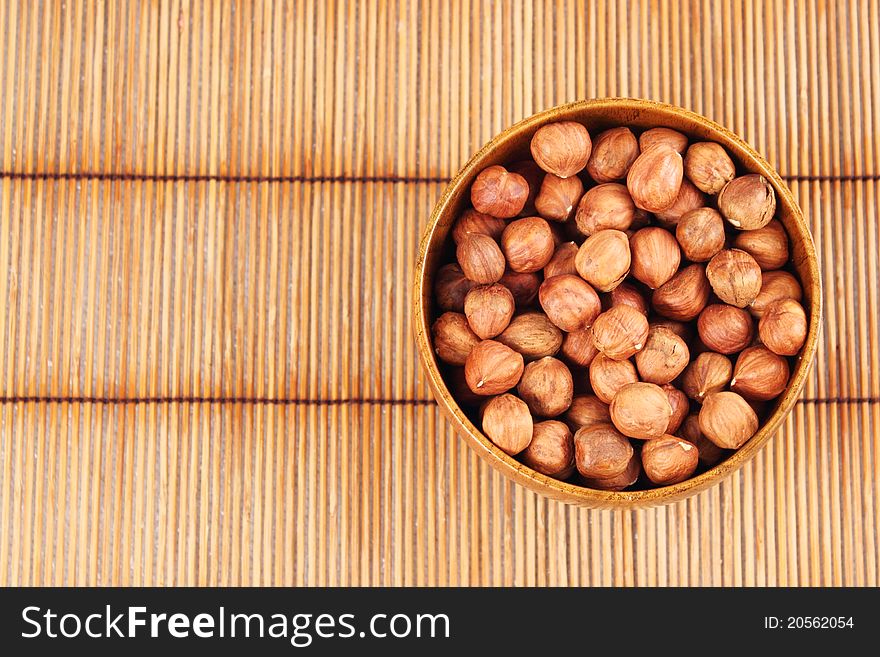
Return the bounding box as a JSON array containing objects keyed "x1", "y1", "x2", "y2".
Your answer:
[{"x1": 0, "y1": 0, "x2": 877, "y2": 586}]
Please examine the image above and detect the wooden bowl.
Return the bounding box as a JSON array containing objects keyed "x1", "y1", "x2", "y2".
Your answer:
[{"x1": 413, "y1": 98, "x2": 821, "y2": 508}]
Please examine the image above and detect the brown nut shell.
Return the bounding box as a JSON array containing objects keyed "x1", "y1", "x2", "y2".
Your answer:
[
  {"x1": 591, "y1": 304, "x2": 650, "y2": 360},
  {"x1": 586, "y1": 127, "x2": 640, "y2": 182},
  {"x1": 560, "y1": 327, "x2": 600, "y2": 368},
  {"x1": 732, "y1": 219, "x2": 790, "y2": 270},
  {"x1": 610, "y1": 382, "x2": 673, "y2": 439},
  {"x1": 730, "y1": 346, "x2": 790, "y2": 401},
  {"x1": 679, "y1": 413, "x2": 726, "y2": 467},
  {"x1": 697, "y1": 304, "x2": 755, "y2": 354},
  {"x1": 681, "y1": 351, "x2": 733, "y2": 402},
  {"x1": 683, "y1": 141, "x2": 736, "y2": 194},
  {"x1": 530, "y1": 121, "x2": 592, "y2": 178},
  {"x1": 607, "y1": 281, "x2": 650, "y2": 316},
  {"x1": 464, "y1": 283, "x2": 516, "y2": 339},
  {"x1": 565, "y1": 395, "x2": 612, "y2": 431},
  {"x1": 575, "y1": 229, "x2": 632, "y2": 292},
  {"x1": 639, "y1": 127, "x2": 688, "y2": 154},
  {"x1": 457, "y1": 233, "x2": 506, "y2": 283},
  {"x1": 589, "y1": 353, "x2": 639, "y2": 404},
  {"x1": 481, "y1": 393, "x2": 533, "y2": 455},
  {"x1": 508, "y1": 160, "x2": 545, "y2": 216},
  {"x1": 470, "y1": 165, "x2": 529, "y2": 218},
  {"x1": 648, "y1": 316, "x2": 694, "y2": 343},
  {"x1": 634, "y1": 326, "x2": 690, "y2": 384},
  {"x1": 651, "y1": 264, "x2": 711, "y2": 321},
  {"x1": 499, "y1": 270, "x2": 542, "y2": 308},
  {"x1": 583, "y1": 452, "x2": 641, "y2": 491},
  {"x1": 627, "y1": 144, "x2": 684, "y2": 212},
  {"x1": 706, "y1": 249, "x2": 763, "y2": 308},
  {"x1": 501, "y1": 216, "x2": 556, "y2": 273},
  {"x1": 717, "y1": 174, "x2": 777, "y2": 230},
  {"x1": 535, "y1": 174, "x2": 584, "y2": 222},
  {"x1": 464, "y1": 340, "x2": 525, "y2": 395},
  {"x1": 539, "y1": 274, "x2": 602, "y2": 332},
  {"x1": 517, "y1": 356, "x2": 575, "y2": 417},
  {"x1": 642, "y1": 435, "x2": 699, "y2": 485},
  {"x1": 544, "y1": 241, "x2": 580, "y2": 279},
  {"x1": 496, "y1": 312, "x2": 564, "y2": 360},
  {"x1": 758, "y1": 298, "x2": 807, "y2": 356},
  {"x1": 675, "y1": 207, "x2": 726, "y2": 262},
  {"x1": 432, "y1": 312, "x2": 480, "y2": 366},
  {"x1": 629, "y1": 227, "x2": 681, "y2": 289},
  {"x1": 663, "y1": 385, "x2": 690, "y2": 434},
  {"x1": 574, "y1": 182, "x2": 636, "y2": 236},
  {"x1": 521, "y1": 420, "x2": 575, "y2": 479},
  {"x1": 749, "y1": 270, "x2": 803, "y2": 319},
  {"x1": 452, "y1": 209, "x2": 507, "y2": 244},
  {"x1": 655, "y1": 179, "x2": 705, "y2": 225},
  {"x1": 574, "y1": 423, "x2": 634, "y2": 479},
  {"x1": 699, "y1": 391, "x2": 759, "y2": 449},
  {"x1": 434, "y1": 263, "x2": 478, "y2": 312}
]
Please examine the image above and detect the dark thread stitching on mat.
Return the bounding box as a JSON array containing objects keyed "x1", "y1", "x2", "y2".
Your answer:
[{"x1": 0, "y1": 396, "x2": 437, "y2": 405}]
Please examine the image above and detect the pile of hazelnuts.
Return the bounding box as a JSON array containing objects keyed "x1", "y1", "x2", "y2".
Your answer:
[{"x1": 431, "y1": 121, "x2": 808, "y2": 490}]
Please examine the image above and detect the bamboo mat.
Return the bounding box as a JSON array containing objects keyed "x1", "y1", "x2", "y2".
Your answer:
[{"x1": 0, "y1": 0, "x2": 877, "y2": 587}]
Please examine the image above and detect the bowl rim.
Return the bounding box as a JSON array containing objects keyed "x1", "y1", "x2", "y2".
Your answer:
[{"x1": 413, "y1": 97, "x2": 822, "y2": 508}]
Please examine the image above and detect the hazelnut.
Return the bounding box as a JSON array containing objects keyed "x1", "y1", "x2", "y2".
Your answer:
[
  {"x1": 697, "y1": 304, "x2": 755, "y2": 354},
  {"x1": 464, "y1": 339, "x2": 525, "y2": 395},
  {"x1": 447, "y1": 367, "x2": 484, "y2": 407},
  {"x1": 589, "y1": 353, "x2": 639, "y2": 404},
  {"x1": 663, "y1": 385, "x2": 690, "y2": 434},
  {"x1": 699, "y1": 390, "x2": 759, "y2": 449},
  {"x1": 530, "y1": 121, "x2": 592, "y2": 178},
  {"x1": 456, "y1": 233, "x2": 506, "y2": 283},
  {"x1": 638, "y1": 127, "x2": 688, "y2": 153},
  {"x1": 634, "y1": 326, "x2": 690, "y2": 384},
  {"x1": 749, "y1": 270, "x2": 802, "y2": 318},
  {"x1": 481, "y1": 393, "x2": 533, "y2": 455},
  {"x1": 575, "y1": 229, "x2": 632, "y2": 292},
  {"x1": 629, "y1": 227, "x2": 681, "y2": 289},
  {"x1": 434, "y1": 263, "x2": 478, "y2": 311},
  {"x1": 574, "y1": 183, "x2": 636, "y2": 236},
  {"x1": 501, "y1": 216, "x2": 555, "y2": 273},
  {"x1": 651, "y1": 264, "x2": 711, "y2": 321},
  {"x1": 574, "y1": 423, "x2": 634, "y2": 479},
  {"x1": 432, "y1": 312, "x2": 480, "y2": 365},
  {"x1": 508, "y1": 160, "x2": 545, "y2": 215},
  {"x1": 521, "y1": 420, "x2": 575, "y2": 479},
  {"x1": 610, "y1": 382, "x2": 673, "y2": 439},
  {"x1": 627, "y1": 144, "x2": 684, "y2": 212},
  {"x1": 758, "y1": 298, "x2": 807, "y2": 356},
  {"x1": 717, "y1": 174, "x2": 776, "y2": 230},
  {"x1": 499, "y1": 270, "x2": 542, "y2": 308},
  {"x1": 732, "y1": 219, "x2": 790, "y2": 270},
  {"x1": 706, "y1": 249, "x2": 763, "y2": 308},
  {"x1": 655, "y1": 179, "x2": 705, "y2": 225},
  {"x1": 517, "y1": 356, "x2": 574, "y2": 417},
  {"x1": 591, "y1": 305, "x2": 650, "y2": 360},
  {"x1": 730, "y1": 346, "x2": 790, "y2": 401},
  {"x1": 535, "y1": 174, "x2": 584, "y2": 222},
  {"x1": 539, "y1": 274, "x2": 602, "y2": 332},
  {"x1": 683, "y1": 141, "x2": 736, "y2": 194},
  {"x1": 496, "y1": 312, "x2": 564, "y2": 360},
  {"x1": 630, "y1": 207, "x2": 652, "y2": 230},
  {"x1": 648, "y1": 316, "x2": 694, "y2": 342},
  {"x1": 565, "y1": 394, "x2": 611, "y2": 430},
  {"x1": 586, "y1": 127, "x2": 640, "y2": 182},
  {"x1": 681, "y1": 351, "x2": 733, "y2": 401},
  {"x1": 675, "y1": 207, "x2": 726, "y2": 262},
  {"x1": 641, "y1": 435, "x2": 699, "y2": 485},
  {"x1": 544, "y1": 241, "x2": 579, "y2": 279},
  {"x1": 678, "y1": 413, "x2": 725, "y2": 467},
  {"x1": 470, "y1": 165, "x2": 529, "y2": 218},
  {"x1": 464, "y1": 284, "x2": 515, "y2": 339},
  {"x1": 583, "y1": 452, "x2": 641, "y2": 491},
  {"x1": 452, "y1": 209, "x2": 507, "y2": 244},
  {"x1": 607, "y1": 281, "x2": 649, "y2": 316},
  {"x1": 560, "y1": 327, "x2": 599, "y2": 368}
]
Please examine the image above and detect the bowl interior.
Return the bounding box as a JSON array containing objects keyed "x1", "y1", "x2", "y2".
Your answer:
[{"x1": 414, "y1": 98, "x2": 821, "y2": 508}]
